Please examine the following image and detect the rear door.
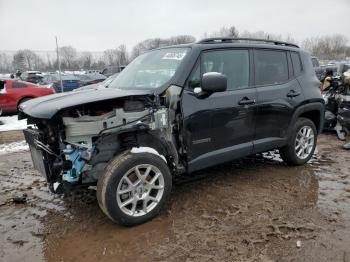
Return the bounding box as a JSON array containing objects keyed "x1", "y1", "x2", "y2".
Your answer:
[
  {"x1": 181, "y1": 48, "x2": 258, "y2": 172},
  {"x1": 253, "y1": 49, "x2": 304, "y2": 153}
]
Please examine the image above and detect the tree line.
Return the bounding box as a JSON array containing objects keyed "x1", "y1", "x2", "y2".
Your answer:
[{"x1": 0, "y1": 26, "x2": 349, "y2": 73}]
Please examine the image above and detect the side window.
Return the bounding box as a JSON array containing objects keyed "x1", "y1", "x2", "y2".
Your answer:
[
  {"x1": 201, "y1": 49, "x2": 249, "y2": 90},
  {"x1": 291, "y1": 52, "x2": 303, "y2": 76},
  {"x1": 12, "y1": 81, "x2": 27, "y2": 88},
  {"x1": 254, "y1": 50, "x2": 289, "y2": 86}
]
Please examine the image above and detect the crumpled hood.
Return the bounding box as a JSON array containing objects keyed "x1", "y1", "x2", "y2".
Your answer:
[{"x1": 19, "y1": 88, "x2": 153, "y2": 119}]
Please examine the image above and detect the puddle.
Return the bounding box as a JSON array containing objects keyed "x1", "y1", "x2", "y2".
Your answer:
[{"x1": 1, "y1": 134, "x2": 350, "y2": 261}]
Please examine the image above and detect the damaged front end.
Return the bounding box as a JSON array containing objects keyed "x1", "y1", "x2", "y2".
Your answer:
[{"x1": 21, "y1": 86, "x2": 183, "y2": 193}]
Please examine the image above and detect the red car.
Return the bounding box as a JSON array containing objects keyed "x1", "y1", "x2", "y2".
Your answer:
[{"x1": 0, "y1": 79, "x2": 55, "y2": 114}]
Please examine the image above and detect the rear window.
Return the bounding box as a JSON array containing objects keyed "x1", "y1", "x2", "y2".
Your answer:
[
  {"x1": 291, "y1": 52, "x2": 303, "y2": 76},
  {"x1": 12, "y1": 81, "x2": 28, "y2": 88},
  {"x1": 254, "y1": 50, "x2": 289, "y2": 86},
  {"x1": 61, "y1": 75, "x2": 79, "y2": 80}
]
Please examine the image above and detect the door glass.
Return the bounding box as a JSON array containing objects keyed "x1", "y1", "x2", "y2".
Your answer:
[
  {"x1": 291, "y1": 52, "x2": 303, "y2": 76},
  {"x1": 12, "y1": 82, "x2": 27, "y2": 88},
  {"x1": 201, "y1": 49, "x2": 249, "y2": 90},
  {"x1": 254, "y1": 50, "x2": 289, "y2": 86}
]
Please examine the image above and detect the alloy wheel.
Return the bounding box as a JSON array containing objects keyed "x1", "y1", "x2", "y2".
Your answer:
[
  {"x1": 116, "y1": 164, "x2": 165, "y2": 217},
  {"x1": 294, "y1": 126, "x2": 315, "y2": 159}
]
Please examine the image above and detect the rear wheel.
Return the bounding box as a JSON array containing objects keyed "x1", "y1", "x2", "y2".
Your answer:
[
  {"x1": 97, "y1": 151, "x2": 172, "y2": 226},
  {"x1": 279, "y1": 117, "x2": 317, "y2": 165}
]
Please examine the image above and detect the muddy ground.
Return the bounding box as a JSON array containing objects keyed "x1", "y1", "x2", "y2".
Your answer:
[{"x1": 0, "y1": 134, "x2": 350, "y2": 262}]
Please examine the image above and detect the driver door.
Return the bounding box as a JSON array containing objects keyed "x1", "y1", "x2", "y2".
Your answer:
[{"x1": 181, "y1": 48, "x2": 257, "y2": 173}]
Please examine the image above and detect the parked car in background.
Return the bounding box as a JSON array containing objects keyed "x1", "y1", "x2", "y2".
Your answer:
[
  {"x1": 76, "y1": 73, "x2": 106, "y2": 86},
  {"x1": 85, "y1": 70, "x2": 101, "y2": 74},
  {"x1": 0, "y1": 79, "x2": 54, "y2": 114},
  {"x1": 101, "y1": 65, "x2": 125, "y2": 77},
  {"x1": 20, "y1": 71, "x2": 43, "y2": 84},
  {"x1": 75, "y1": 73, "x2": 119, "y2": 91},
  {"x1": 311, "y1": 56, "x2": 325, "y2": 80},
  {"x1": 100, "y1": 73, "x2": 119, "y2": 87},
  {"x1": 40, "y1": 74, "x2": 81, "y2": 92}
]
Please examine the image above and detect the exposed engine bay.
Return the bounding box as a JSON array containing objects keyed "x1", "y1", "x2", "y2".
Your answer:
[{"x1": 21, "y1": 86, "x2": 184, "y2": 193}]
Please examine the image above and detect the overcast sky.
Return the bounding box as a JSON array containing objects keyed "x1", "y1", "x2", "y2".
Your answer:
[{"x1": 0, "y1": 0, "x2": 349, "y2": 52}]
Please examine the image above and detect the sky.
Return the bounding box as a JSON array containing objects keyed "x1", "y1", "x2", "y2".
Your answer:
[{"x1": 0, "y1": 0, "x2": 349, "y2": 52}]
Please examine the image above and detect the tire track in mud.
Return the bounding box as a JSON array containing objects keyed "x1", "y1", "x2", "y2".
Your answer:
[{"x1": 0, "y1": 134, "x2": 350, "y2": 262}]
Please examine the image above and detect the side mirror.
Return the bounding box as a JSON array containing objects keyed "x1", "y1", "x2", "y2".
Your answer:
[{"x1": 201, "y1": 72, "x2": 227, "y2": 93}]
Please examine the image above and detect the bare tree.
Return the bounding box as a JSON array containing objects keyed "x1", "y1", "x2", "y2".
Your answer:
[
  {"x1": 4, "y1": 30, "x2": 349, "y2": 74},
  {"x1": 59, "y1": 46, "x2": 77, "y2": 70},
  {"x1": 12, "y1": 49, "x2": 44, "y2": 71},
  {"x1": 116, "y1": 45, "x2": 128, "y2": 66},
  {"x1": 103, "y1": 49, "x2": 118, "y2": 65},
  {"x1": 78, "y1": 51, "x2": 93, "y2": 69},
  {"x1": 130, "y1": 35, "x2": 195, "y2": 60},
  {"x1": 208, "y1": 26, "x2": 239, "y2": 38},
  {"x1": 169, "y1": 35, "x2": 196, "y2": 45},
  {"x1": 302, "y1": 34, "x2": 348, "y2": 60},
  {"x1": 0, "y1": 53, "x2": 12, "y2": 73}
]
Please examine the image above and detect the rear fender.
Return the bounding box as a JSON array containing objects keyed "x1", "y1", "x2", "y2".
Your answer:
[{"x1": 286, "y1": 102, "x2": 325, "y2": 139}]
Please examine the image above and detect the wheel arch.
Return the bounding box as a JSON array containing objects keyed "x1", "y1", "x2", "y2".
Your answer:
[
  {"x1": 17, "y1": 96, "x2": 34, "y2": 108},
  {"x1": 289, "y1": 102, "x2": 325, "y2": 136},
  {"x1": 118, "y1": 130, "x2": 179, "y2": 171}
]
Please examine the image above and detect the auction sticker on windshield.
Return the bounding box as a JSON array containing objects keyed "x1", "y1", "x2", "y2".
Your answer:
[{"x1": 162, "y1": 51, "x2": 187, "y2": 60}]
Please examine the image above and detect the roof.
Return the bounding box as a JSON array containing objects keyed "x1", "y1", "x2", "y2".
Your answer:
[
  {"x1": 152, "y1": 37, "x2": 301, "y2": 53},
  {"x1": 196, "y1": 37, "x2": 299, "y2": 48}
]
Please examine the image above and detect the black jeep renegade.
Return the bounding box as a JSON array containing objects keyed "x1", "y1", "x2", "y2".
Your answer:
[{"x1": 19, "y1": 38, "x2": 324, "y2": 225}]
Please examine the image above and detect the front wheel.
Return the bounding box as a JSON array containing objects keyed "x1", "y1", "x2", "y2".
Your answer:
[
  {"x1": 279, "y1": 117, "x2": 317, "y2": 165},
  {"x1": 97, "y1": 151, "x2": 172, "y2": 226}
]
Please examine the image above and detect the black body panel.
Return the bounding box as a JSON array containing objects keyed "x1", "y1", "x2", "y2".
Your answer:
[
  {"x1": 182, "y1": 88, "x2": 257, "y2": 173},
  {"x1": 18, "y1": 88, "x2": 153, "y2": 119},
  {"x1": 20, "y1": 39, "x2": 325, "y2": 177}
]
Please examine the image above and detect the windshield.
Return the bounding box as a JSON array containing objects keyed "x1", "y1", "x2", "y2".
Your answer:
[{"x1": 108, "y1": 47, "x2": 190, "y2": 90}]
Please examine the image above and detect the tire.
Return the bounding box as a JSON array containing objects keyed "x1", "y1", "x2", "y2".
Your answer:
[
  {"x1": 97, "y1": 151, "x2": 172, "y2": 226},
  {"x1": 279, "y1": 117, "x2": 317, "y2": 165}
]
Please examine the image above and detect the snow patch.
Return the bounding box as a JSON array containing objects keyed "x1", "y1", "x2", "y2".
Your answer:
[
  {"x1": 0, "y1": 73, "x2": 10, "y2": 79},
  {"x1": 53, "y1": 182, "x2": 60, "y2": 191},
  {"x1": 130, "y1": 147, "x2": 167, "y2": 162},
  {"x1": 0, "y1": 115, "x2": 27, "y2": 131},
  {"x1": 0, "y1": 140, "x2": 29, "y2": 155}
]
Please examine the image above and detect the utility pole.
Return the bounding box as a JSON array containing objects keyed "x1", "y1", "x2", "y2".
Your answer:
[{"x1": 55, "y1": 36, "x2": 63, "y2": 92}]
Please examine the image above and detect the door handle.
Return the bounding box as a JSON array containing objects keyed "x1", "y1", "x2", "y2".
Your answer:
[
  {"x1": 238, "y1": 97, "x2": 256, "y2": 105},
  {"x1": 287, "y1": 90, "x2": 301, "y2": 98}
]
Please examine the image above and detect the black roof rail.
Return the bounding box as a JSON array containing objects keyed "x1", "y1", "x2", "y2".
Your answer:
[{"x1": 197, "y1": 37, "x2": 299, "y2": 48}]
